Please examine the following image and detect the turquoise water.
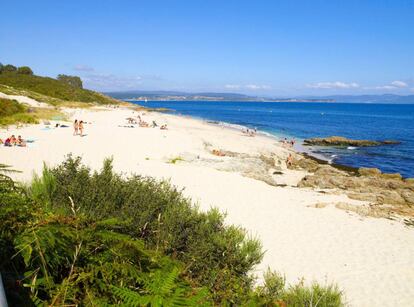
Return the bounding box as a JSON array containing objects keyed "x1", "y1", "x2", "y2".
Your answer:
[{"x1": 132, "y1": 101, "x2": 414, "y2": 178}]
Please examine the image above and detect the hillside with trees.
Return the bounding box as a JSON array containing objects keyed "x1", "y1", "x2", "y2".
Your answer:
[{"x1": 0, "y1": 63, "x2": 118, "y2": 105}]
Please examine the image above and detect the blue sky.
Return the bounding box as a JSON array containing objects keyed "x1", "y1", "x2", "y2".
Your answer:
[{"x1": 1, "y1": 0, "x2": 413, "y2": 95}]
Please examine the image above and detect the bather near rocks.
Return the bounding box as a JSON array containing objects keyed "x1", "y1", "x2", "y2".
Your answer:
[{"x1": 303, "y1": 136, "x2": 401, "y2": 147}]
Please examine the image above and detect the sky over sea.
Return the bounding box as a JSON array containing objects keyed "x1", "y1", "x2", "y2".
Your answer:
[{"x1": 1, "y1": 0, "x2": 413, "y2": 95}]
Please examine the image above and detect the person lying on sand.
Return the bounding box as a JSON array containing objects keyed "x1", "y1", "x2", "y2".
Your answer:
[
  {"x1": 17, "y1": 135, "x2": 26, "y2": 147},
  {"x1": 160, "y1": 124, "x2": 168, "y2": 130},
  {"x1": 10, "y1": 135, "x2": 17, "y2": 146},
  {"x1": 139, "y1": 121, "x2": 149, "y2": 127},
  {"x1": 4, "y1": 137, "x2": 11, "y2": 147},
  {"x1": 212, "y1": 149, "x2": 226, "y2": 156},
  {"x1": 127, "y1": 117, "x2": 137, "y2": 124}
]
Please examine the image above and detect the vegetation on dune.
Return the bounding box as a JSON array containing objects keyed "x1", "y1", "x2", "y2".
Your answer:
[
  {"x1": 0, "y1": 156, "x2": 344, "y2": 306},
  {"x1": 0, "y1": 97, "x2": 65, "y2": 126},
  {"x1": 0, "y1": 97, "x2": 38, "y2": 126},
  {"x1": 0, "y1": 63, "x2": 119, "y2": 105}
]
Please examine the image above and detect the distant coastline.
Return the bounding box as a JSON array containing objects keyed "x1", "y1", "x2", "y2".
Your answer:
[{"x1": 106, "y1": 90, "x2": 414, "y2": 104}]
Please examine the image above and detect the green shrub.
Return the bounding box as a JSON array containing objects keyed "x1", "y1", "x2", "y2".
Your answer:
[
  {"x1": 0, "y1": 97, "x2": 26, "y2": 117},
  {"x1": 1, "y1": 64, "x2": 17, "y2": 73},
  {"x1": 17, "y1": 66, "x2": 33, "y2": 75},
  {"x1": 0, "y1": 98, "x2": 38, "y2": 126},
  {"x1": 57, "y1": 74, "x2": 83, "y2": 89},
  {"x1": 0, "y1": 157, "x2": 344, "y2": 306},
  {"x1": 29, "y1": 163, "x2": 57, "y2": 207},
  {"x1": 32, "y1": 156, "x2": 263, "y2": 303}
]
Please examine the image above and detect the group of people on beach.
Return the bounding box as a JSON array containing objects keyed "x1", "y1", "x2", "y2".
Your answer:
[
  {"x1": 281, "y1": 137, "x2": 295, "y2": 147},
  {"x1": 126, "y1": 113, "x2": 168, "y2": 130},
  {"x1": 73, "y1": 120, "x2": 85, "y2": 136},
  {"x1": 242, "y1": 128, "x2": 257, "y2": 137},
  {"x1": 0, "y1": 135, "x2": 26, "y2": 147}
]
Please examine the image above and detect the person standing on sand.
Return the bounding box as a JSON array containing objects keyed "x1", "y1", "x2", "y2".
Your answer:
[
  {"x1": 73, "y1": 120, "x2": 79, "y2": 136},
  {"x1": 79, "y1": 120, "x2": 84, "y2": 136},
  {"x1": 286, "y1": 153, "x2": 293, "y2": 167}
]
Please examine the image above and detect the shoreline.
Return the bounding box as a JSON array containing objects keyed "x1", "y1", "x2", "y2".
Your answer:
[
  {"x1": 130, "y1": 101, "x2": 414, "y2": 178},
  {"x1": 1, "y1": 105, "x2": 414, "y2": 306}
]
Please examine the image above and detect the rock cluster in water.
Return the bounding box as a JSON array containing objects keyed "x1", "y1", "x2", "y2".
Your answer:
[{"x1": 303, "y1": 136, "x2": 401, "y2": 147}]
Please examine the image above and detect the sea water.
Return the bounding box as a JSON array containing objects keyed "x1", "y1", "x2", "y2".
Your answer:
[{"x1": 131, "y1": 100, "x2": 414, "y2": 178}]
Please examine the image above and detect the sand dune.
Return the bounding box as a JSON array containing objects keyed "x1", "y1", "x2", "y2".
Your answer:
[{"x1": 1, "y1": 106, "x2": 413, "y2": 306}]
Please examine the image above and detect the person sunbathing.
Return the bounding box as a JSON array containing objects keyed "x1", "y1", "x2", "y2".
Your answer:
[
  {"x1": 10, "y1": 135, "x2": 17, "y2": 146},
  {"x1": 4, "y1": 137, "x2": 11, "y2": 147},
  {"x1": 17, "y1": 135, "x2": 26, "y2": 147},
  {"x1": 140, "y1": 121, "x2": 149, "y2": 127},
  {"x1": 160, "y1": 124, "x2": 168, "y2": 130}
]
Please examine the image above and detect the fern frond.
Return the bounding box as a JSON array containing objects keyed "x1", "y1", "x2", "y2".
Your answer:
[{"x1": 111, "y1": 285, "x2": 148, "y2": 307}]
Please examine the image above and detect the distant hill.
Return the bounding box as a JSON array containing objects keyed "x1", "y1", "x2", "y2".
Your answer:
[
  {"x1": 106, "y1": 90, "x2": 254, "y2": 101},
  {"x1": 107, "y1": 90, "x2": 414, "y2": 104},
  {"x1": 0, "y1": 72, "x2": 118, "y2": 105},
  {"x1": 301, "y1": 94, "x2": 414, "y2": 104}
]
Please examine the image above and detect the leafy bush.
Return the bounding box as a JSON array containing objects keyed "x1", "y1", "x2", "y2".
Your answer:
[
  {"x1": 0, "y1": 157, "x2": 344, "y2": 306},
  {"x1": 0, "y1": 97, "x2": 38, "y2": 126},
  {"x1": 57, "y1": 74, "x2": 83, "y2": 89},
  {"x1": 1, "y1": 64, "x2": 17, "y2": 73},
  {"x1": 0, "y1": 98, "x2": 26, "y2": 117},
  {"x1": 41, "y1": 156, "x2": 264, "y2": 303},
  {"x1": 16, "y1": 66, "x2": 33, "y2": 75}
]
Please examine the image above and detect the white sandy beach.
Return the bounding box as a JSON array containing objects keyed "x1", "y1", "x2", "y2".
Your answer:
[{"x1": 1, "y1": 105, "x2": 414, "y2": 307}]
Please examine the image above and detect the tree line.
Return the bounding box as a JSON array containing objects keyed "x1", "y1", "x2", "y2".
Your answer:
[{"x1": 0, "y1": 62, "x2": 83, "y2": 89}]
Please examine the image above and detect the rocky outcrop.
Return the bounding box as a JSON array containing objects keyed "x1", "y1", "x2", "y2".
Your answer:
[
  {"x1": 303, "y1": 136, "x2": 401, "y2": 147},
  {"x1": 297, "y1": 162, "x2": 414, "y2": 213}
]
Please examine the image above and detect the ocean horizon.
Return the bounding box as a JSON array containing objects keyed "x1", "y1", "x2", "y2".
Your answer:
[{"x1": 132, "y1": 100, "x2": 414, "y2": 178}]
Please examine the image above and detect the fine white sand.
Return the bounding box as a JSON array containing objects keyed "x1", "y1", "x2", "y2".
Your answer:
[{"x1": 1, "y1": 106, "x2": 413, "y2": 306}]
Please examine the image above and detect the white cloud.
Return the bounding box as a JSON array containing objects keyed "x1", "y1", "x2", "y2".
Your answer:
[
  {"x1": 225, "y1": 84, "x2": 241, "y2": 89},
  {"x1": 73, "y1": 64, "x2": 95, "y2": 72},
  {"x1": 367, "y1": 80, "x2": 409, "y2": 90},
  {"x1": 245, "y1": 84, "x2": 271, "y2": 90},
  {"x1": 374, "y1": 85, "x2": 397, "y2": 90},
  {"x1": 306, "y1": 81, "x2": 360, "y2": 89},
  {"x1": 224, "y1": 84, "x2": 271, "y2": 90},
  {"x1": 390, "y1": 80, "x2": 408, "y2": 88}
]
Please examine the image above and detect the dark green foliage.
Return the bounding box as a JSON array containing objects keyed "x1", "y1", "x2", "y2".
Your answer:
[
  {"x1": 16, "y1": 66, "x2": 33, "y2": 75},
  {"x1": 57, "y1": 74, "x2": 83, "y2": 89},
  {"x1": 0, "y1": 98, "x2": 25, "y2": 117},
  {"x1": 0, "y1": 72, "x2": 116, "y2": 104},
  {"x1": 0, "y1": 157, "x2": 344, "y2": 306},
  {"x1": 1, "y1": 172, "x2": 209, "y2": 305},
  {"x1": 1, "y1": 64, "x2": 17, "y2": 73},
  {"x1": 251, "y1": 270, "x2": 343, "y2": 306},
  {"x1": 0, "y1": 97, "x2": 38, "y2": 126},
  {"x1": 43, "y1": 156, "x2": 264, "y2": 303}
]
